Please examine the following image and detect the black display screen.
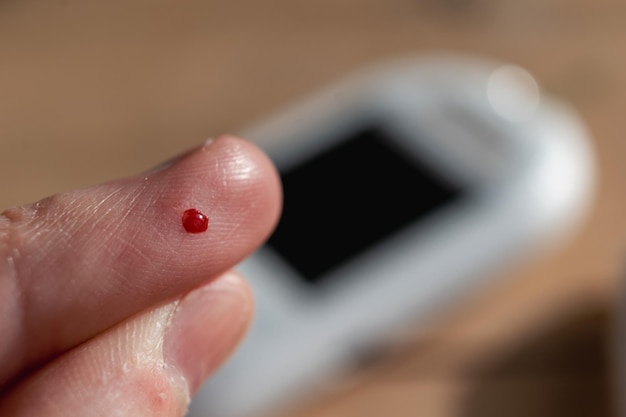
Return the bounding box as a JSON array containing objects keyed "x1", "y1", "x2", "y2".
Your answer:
[{"x1": 266, "y1": 126, "x2": 464, "y2": 285}]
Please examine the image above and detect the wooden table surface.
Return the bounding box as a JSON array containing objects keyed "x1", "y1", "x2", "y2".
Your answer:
[{"x1": 1, "y1": 1, "x2": 625, "y2": 416}]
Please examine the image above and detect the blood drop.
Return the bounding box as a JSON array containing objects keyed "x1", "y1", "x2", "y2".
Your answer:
[{"x1": 182, "y1": 208, "x2": 209, "y2": 233}]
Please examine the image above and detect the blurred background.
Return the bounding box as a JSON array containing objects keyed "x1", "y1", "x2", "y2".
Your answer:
[{"x1": 1, "y1": 0, "x2": 625, "y2": 416}]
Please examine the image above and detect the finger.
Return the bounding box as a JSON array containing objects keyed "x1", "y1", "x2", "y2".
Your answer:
[
  {"x1": 0, "y1": 270, "x2": 253, "y2": 417},
  {"x1": 0, "y1": 135, "x2": 281, "y2": 387}
]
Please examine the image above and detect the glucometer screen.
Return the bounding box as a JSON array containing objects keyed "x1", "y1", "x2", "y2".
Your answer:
[{"x1": 267, "y1": 126, "x2": 464, "y2": 285}]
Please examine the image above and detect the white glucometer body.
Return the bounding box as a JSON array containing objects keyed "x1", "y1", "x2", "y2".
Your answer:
[{"x1": 188, "y1": 54, "x2": 595, "y2": 417}]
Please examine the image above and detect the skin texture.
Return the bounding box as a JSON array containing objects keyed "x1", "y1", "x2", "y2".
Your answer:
[{"x1": 0, "y1": 135, "x2": 283, "y2": 416}]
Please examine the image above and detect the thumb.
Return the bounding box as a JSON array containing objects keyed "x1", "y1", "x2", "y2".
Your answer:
[
  {"x1": 0, "y1": 270, "x2": 252, "y2": 417},
  {"x1": 0, "y1": 135, "x2": 281, "y2": 387}
]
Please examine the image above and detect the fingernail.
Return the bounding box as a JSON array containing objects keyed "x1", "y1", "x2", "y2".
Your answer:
[
  {"x1": 148, "y1": 138, "x2": 215, "y2": 174},
  {"x1": 163, "y1": 273, "x2": 251, "y2": 394}
]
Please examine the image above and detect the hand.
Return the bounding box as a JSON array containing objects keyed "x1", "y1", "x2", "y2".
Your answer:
[{"x1": 0, "y1": 136, "x2": 282, "y2": 416}]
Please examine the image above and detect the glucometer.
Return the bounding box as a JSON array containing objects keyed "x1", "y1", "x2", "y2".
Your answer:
[{"x1": 188, "y1": 53, "x2": 595, "y2": 417}]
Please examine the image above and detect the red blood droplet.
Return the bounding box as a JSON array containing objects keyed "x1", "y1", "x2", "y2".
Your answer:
[{"x1": 182, "y1": 208, "x2": 209, "y2": 233}]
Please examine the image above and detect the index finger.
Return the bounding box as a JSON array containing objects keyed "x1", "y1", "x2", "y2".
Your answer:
[{"x1": 0, "y1": 135, "x2": 282, "y2": 387}]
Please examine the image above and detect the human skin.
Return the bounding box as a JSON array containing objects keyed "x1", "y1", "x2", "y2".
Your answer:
[{"x1": 0, "y1": 135, "x2": 283, "y2": 416}]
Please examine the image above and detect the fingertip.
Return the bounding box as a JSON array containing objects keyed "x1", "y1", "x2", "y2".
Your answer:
[
  {"x1": 163, "y1": 270, "x2": 254, "y2": 394},
  {"x1": 137, "y1": 133, "x2": 282, "y2": 287},
  {"x1": 153, "y1": 134, "x2": 282, "y2": 242},
  {"x1": 0, "y1": 134, "x2": 280, "y2": 387},
  {"x1": 0, "y1": 272, "x2": 255, "y2": 417}
]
